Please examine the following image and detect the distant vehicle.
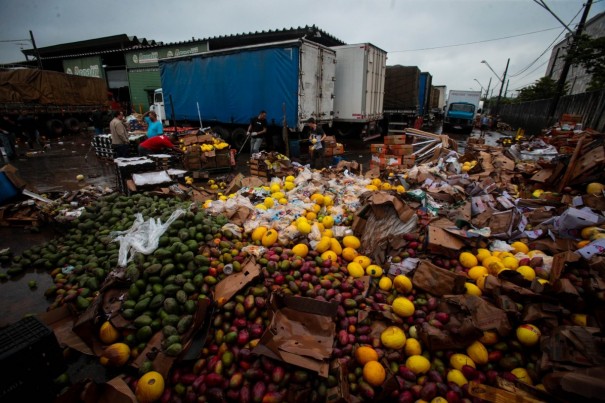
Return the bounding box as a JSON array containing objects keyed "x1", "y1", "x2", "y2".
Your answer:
[
  {"x1": 0, "y1": 68, "x2": 115, "y2": 137},
  {"x1": 381, "y1": 65, "x2": 421, "y2": 135},
  {"x1": 443, "y1": 90, "x2": 481, "y2": 134}
]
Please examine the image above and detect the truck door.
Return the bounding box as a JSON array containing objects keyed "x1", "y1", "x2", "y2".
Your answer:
[{"x1": 152, "y1": 89, "x2": 167, "y2": 123}]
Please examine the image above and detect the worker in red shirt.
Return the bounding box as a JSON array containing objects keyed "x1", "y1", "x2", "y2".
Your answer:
[{"x1": 138, "y1": 134, "x2": 183, "y2": 156}]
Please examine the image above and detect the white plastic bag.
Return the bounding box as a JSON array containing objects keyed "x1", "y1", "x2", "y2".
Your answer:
[{"x1": 111, "y1": 209, "x2": 186, "y2": 267}]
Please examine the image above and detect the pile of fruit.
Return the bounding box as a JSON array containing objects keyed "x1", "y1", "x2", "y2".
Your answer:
[{"x1": 2, "y1": 168, "x2": 605, "y2": 402}]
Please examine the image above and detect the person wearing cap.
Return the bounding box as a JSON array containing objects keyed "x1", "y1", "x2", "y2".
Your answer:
[
  {"x1": 138, "y1": 134, "x2": 183, "y2": 156},
  {"x1": 307, "y1": 118, "x2": 327, "y2": 169},
  {"x1": 247, "y1": 111, "x2": 267, "y2": 154}
]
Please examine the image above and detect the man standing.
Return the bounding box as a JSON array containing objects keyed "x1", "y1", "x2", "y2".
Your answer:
[
  {"x1": 0, "y1": 114, "x2": 18, "y2": 160},
  {"x1": 247, "y1": 110, "x2": 267, "y2": 154},
  {"x1": 143, "y1": 111, "x2": 163, "y2": 138},
  {"x1": 110, "y1": 111, "x2": 130, "y2": 158},
  {"x1": 307, "y1": 118, "x2": 326, "y2": 169}
]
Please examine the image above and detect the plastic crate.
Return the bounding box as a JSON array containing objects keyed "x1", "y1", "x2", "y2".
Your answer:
[{"x1": 0, "y1": 316, "x2": 65, "y2": 402}]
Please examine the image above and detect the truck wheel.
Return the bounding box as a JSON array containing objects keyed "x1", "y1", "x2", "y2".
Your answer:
[
  {"x1": 64, "y1": 118, "x2": 80, "y2": 135},
  {"x1": 230, "y1": 128, "x2": 248, "y2": 152},
  {"x1": 48, "y1": 119, "x2": 64, "y2": 137}
]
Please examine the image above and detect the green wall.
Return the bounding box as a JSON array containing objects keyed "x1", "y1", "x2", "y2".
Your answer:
[{"x1": 128, "y1": 68, "x2": 161, "y2": 113}]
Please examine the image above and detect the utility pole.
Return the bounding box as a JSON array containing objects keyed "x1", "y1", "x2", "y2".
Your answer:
[
  {"x1": 505, "y1": 79, "x2": 510, "y2": 98},
  {"x1": 485, "y1": 77, "x2": 492, "y2": 112},
  {"x1": 29, "y1": 30, "x2": 43, "y2": 69},
  {"x1": 547, "y1": 0, "x2": 592, "y2": 123},
  {"x1": 494, "y1": 58, "x2": 510, "y2": 115}
]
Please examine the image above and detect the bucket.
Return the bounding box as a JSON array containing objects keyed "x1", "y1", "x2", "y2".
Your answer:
[
  {"x1": 0, "y1": 172, "x2": 19, "y2": 205},
  {"x1": 288, "y1": 140, "x2": 300, "y2": 158}
]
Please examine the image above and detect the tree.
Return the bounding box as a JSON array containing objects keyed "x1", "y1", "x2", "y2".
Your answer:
[
  {"x1": 516, "y1": 77, "x2": 565, "y2": 102},
  {"x1": 564, "y1": 34, "x2": 605, "y2": 91}
]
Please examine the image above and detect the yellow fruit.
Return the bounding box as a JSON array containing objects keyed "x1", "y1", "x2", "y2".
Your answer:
[
  {"x1": 479, "y1": 330, "x2": 499, "y2": 345},
  {"x1": 532, "y1": 189, "x2": 544, "y2": 198},
  {"x1": 315, "y1": 237, "x2": 332, "y2": 253},
  {"x1": 516, "y1": 324, "x2": 541, "y2": 346},
  {"x1": 571, "y1": 313, "x2": 587, "y2": 326},
  {"x1": 285, "y1": 175, "x2": 295, "y2": 182},
  {"x1": 99, "y1": 321, "x2": 120, "y2": 344},
  {"x1": 516, "y1": 265, "x2": 536, "y2": 281},
  {"x1": 251, "y1": 226, "x2": 268, "y2": 242},
  {"x1": 322, "y1": 215, "x2": 334, "y2": 229},
  {"x1": 323, "y1": 195, "x2": 334, "y2": 206},
  {"x1": 499, "y1": 251, "x2": 514, "y2": 259},
  {"x1": 378, "y1": 276, "x2": 392, "y2": 291},
  {"x1": 467, "y1": 266, "x2": 488, "y2": 281},
  {"x1": 311, "y1": 204, "x2": 321, "y2": 213},
  {"x1": 272, "y1": 191, "x2": 285, "y2": 200},
  {"x1": 511, "y1": 241, "x2": 529, "y2": 254},
  {"x1": 262, "y1": 229, "x2": 278, "y2": 247},
  {"x1": 278, "y1": 198, "x2": 288, "y2": 205},
  {"x1": 135, "y1": 371, "x2": 165, "y2": 403},
  {"x1": 381, "y1": 182, "x2": 392, "y2": 190},
  {"x1": 342, "y1": 247, "x2": 359, "y2": 262},
  {"x1": 354, "y1": 255, "x2": 371, "y2": 269},
  {"x1": 371, "y1": 178, "x2": 382, "y2": 187},
  {"x1": 306, "y1": 211, "x2": 317, "y2": 221},
  {"x1": 380, "y1": 326, "x2": 406, "y2": 349},
  {"x1": 292, "y1": 243, "x2": 309, "y2": 258},
  {"x1": 330, "y1": 238, "x2": 342, "y2": 255},
  {"x1": 586, "y1": 182, "x2": 604, "y2": 194},
  {"x1": 476, "y1": 273, "x2": 490, "y2": 291},
  {"x1": 392, "y1": 297, "x2": 415, "y2": 317},
  {"x1": 449, "y1": 354, "x2": 476, "y2": 370},
  {"x1": 99, "y1": 342, "x2": 131, "y2": 367},
  {"x1": 255, "y1": 203, "x2": 266, "y2": 210},
  {"x1": 527, "y1": 250, "x2": 546, "y2": 259},
  {"x1": 404, "y1": 338, "x2": 422, "y2": 356},
  {"x1": 466, "y1": 341, "x2": 489, "y2": 365},
  {"x1": 347, "y1": 262, "x2": 365, "y2": 278},
  {"x1": 405, "y1": 355, "x2": 431, "y2": 375},
  {"x1": 270, "y1": 183, "x2": 281, "y2": 193},
  {"x1": 511, "y1": 368, "x2": 533, "y2": 385},
  {"x1": 393, "y1": 275, "x2": 413, "y2": 294},
  {"x1": 476, "y1": 248, "x2": 491, "y2": 263},
  {"x1": 311, "y1": 193, "x2": 325, "y2": 205},
  {"x1": 577, "y1": 240, "x2": 591, "y2": 248},
  {"x1": 502, "y1": 256, "x2": 519, "y2": 270},
  {"x1": 464, "y1": 282, "x2": 482, "y2": 296},
  {"x1": 316, "y1": 222, "x2": 325, "y2": 233},
  {"x1": 482, "y1": 256, "x2": 501, "y2": 269},
  {"x1": 487, "y1": 260, "x2": 505, "y2": 275},
  {"x1": 365, "y1": 184, "x2": 378, "y2": 191},
  {"x1": 396, "y1": 185, "x2": 406, "y2": 193},
  {"x1": 363, "y1": 361, "x2": 386, "y2": 386},
  {"x1": 355, "y1": 345, "x2": 378, "y2": 365},
  {"x1": 366, "y1": 264, "x2": 383, "y2": 277},
  {"x1": 343, "y1": 235, "x2": 361, "y2": 249},
  {"x1": 447, "y1": 369, "x2": 469, "y2": 387},
  {"x1": 323, "y1": 229, "x2": 333, "y2": 238},
  {"x1": 581, "y1": 226, "x2": 602, "y2": 240},
  {"x1": 459, "y1": 252, "x2": 478, "y2": 269},
  {"x1": 537, "y1": 278, "x2": 549, "y2": 285},
  {"x1": 297, "y1": 221, "x2": 312, "y2": 235},
  {"x1": 321, "y1": 250, "x2": 338, "y2": 262},
  {"x1": 284, "y1": 182, "x2": 294, "y2": 191}
]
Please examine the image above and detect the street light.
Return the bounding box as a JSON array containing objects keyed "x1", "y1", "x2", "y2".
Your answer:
[
  {"x1": 473, "y1": 79, "x2": 485, "y2": 93},
  {"x1": 481, "y1": 59, "x2": 509, "y2": 115}
]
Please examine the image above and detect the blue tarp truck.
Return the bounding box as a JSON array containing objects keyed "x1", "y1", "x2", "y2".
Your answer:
[{"x1": 153, "y1": 39, "x2": 336, "y2": 152}]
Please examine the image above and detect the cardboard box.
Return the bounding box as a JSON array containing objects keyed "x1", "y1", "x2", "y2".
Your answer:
[
  {"x1": 250, "y1": 168, "x2": 270, "y2": 178},
  {"x1": 325, "y1": 145, "x2": 344, "y2": 157},
  {"x1": 383, "y1": 135, "x2": 407, "y2": 145},
  {"x1": 388, "y1": 144, "x2": 414, "y2": 156},
  {"x1": 201, "y1": 156, "x2": 216, "y2": 169},
  {"x1": 215, "y1": 154, "x2": 231, "y2": 168},
  {"x1": 370, "y1": 144, "x2": 388, "y2": 154},
  {"x1": 402, "y1": 155, "x2": 416, "y2": 168},
  {"x1": 324, "y1": 136, "x2": 337, "y2": 147}
]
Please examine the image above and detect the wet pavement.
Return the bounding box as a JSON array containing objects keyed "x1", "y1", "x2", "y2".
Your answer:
[{"x1": 0, "y1": 125, "x2": 504, "y2": 327}]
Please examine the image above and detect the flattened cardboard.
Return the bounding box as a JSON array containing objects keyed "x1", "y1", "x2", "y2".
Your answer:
[
  {"x1": 426, "y1": 226, "x2": 466, "y2": 258},
  {"x1": 38, "y1": 305, "x2": 94, "y2": 355},
  {"x1": 253, "y1": 293, "x2": 338, "y2": 377},
  {"x1": 443, "y1": 294, "x2": 513, "y2": 336},
  {"x1": 412, "y1": 260, "x2": 466, "y2": 296},
  {"x1": 213, "y1": 258, "x2": 261, "y2": 306},
  {"x1": 556, "y1": 207, "x2": 605, "y2": 239}
]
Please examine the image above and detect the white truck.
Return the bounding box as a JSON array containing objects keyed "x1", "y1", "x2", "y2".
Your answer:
[
  {"x1": 331, "y1": 43, "x2": 387, "y2": 140},
  {"x1": 443, "y1": 90, "x2": 482, "y2": 134}
]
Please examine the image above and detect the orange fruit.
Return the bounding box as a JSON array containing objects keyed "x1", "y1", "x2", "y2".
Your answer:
[
  {"x1": 355, "y1": 346, "x2": 378, "y2": 365},
  {"x1": 362, "y1": 361, "x2": 386, "y2": 386}
]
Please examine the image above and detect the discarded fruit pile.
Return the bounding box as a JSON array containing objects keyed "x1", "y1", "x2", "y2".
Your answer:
[{"x1": 2, "y1": 153, "x2": 605, "y2": 402}]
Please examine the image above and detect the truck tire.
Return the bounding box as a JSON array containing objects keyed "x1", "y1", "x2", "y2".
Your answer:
[
  {"x1": 47, "y1": 119, "x2": 64, "y2": 137},
  {"x1": 211, "y1": 125, "x2": 230, "y2": 142},
  {"x1": 230, "y1": 128, "x2": 248, "y2": 152},
  {"x1": 64, "y1": 118, "x2": 80, "y2": 135}
]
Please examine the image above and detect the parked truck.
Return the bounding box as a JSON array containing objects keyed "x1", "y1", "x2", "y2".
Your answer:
[
  {"x1": 0, "y1": 68, "x2": 113, "y2": 137},
  {"x1": 154, "y1": 39, "x2": 336, "y2": 152},
  {"x1": 330, "y1": 43, "x2": 386, "y2": 141},
  {"x1": 442, "y1": 90, "x2": 482, "y2": 134},
  {"x1": 381, "y1": 65, "x2": 421, "y2": 135}
]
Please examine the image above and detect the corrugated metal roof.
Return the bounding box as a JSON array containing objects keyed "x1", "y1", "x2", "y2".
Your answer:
[{"x1": 20, "y1": 25, "x2": 345, "y2": 61}]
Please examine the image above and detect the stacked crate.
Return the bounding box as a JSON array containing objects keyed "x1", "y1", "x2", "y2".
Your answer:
[
  {"x1": 323, "y1": 136, "x2": 345, "y2": 157},
  {"x1": 181, "y1": 133, "x2": 231, "y2": 171},
  {"x1": 370, "y1": 135, "x2": 416, "y2": 170},
  {"x1": 114, "y1": 157, "x2": 156, "y2": 194},
  {"x1": 250, "y1": 152, "x2": 294, "y2": 179},
  {"x1": 92, "y1": 134, "x2": 114, "y2": 159},
  {"x1": 148, "y1": 153, "x2": 178, "y2": 171}
]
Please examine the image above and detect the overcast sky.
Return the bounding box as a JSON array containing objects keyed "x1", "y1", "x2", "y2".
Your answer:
[{"x1": 1, "y1": 0, "x2": 603, "y2": 97}]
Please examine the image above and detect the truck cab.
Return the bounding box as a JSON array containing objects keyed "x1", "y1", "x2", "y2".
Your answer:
[
  {"x1": 150, "y1": 89, "x2": 167, "y2": 124},
  {"x1": 443, "y1": 102, "x2": 476, "y2": 134}
]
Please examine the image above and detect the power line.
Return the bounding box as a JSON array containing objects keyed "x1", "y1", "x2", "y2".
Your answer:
[{"x1": 389, "y1": 27, "x2": 560, "y2": 52}]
